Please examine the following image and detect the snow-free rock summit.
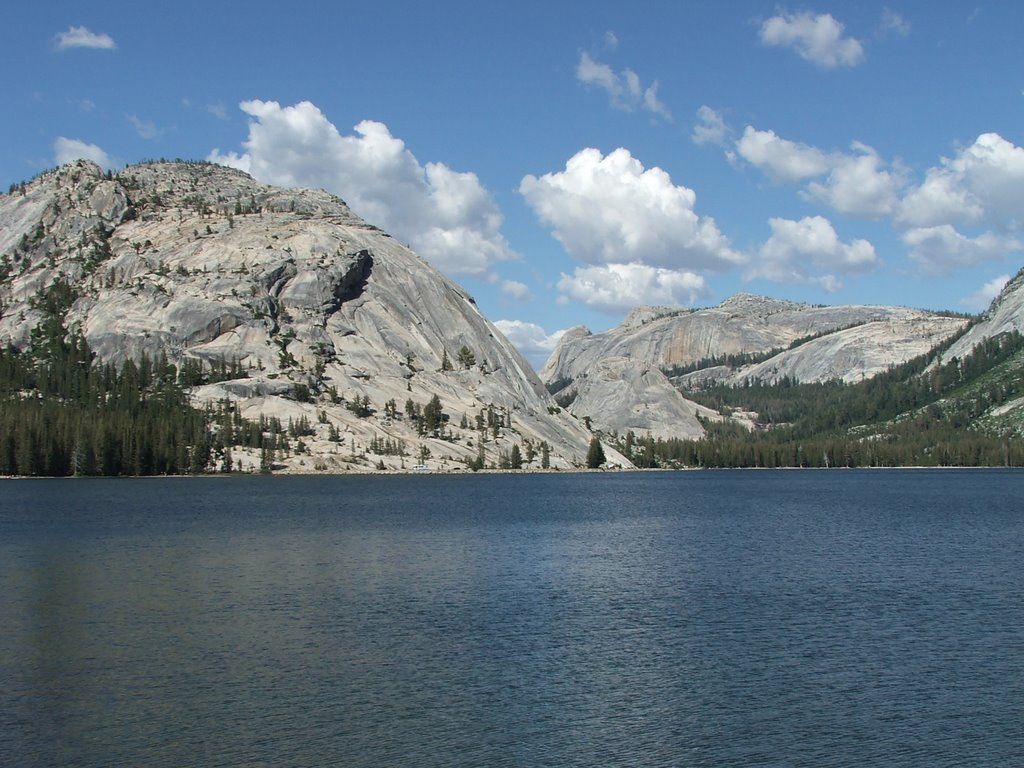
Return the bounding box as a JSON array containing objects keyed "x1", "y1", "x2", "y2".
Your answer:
[
  {"x1": 542, "y1": 292, "x2": 970, "y2": 440},
  {"x1": 0, "y1": 160, "x2": 626, "y2": 471}
]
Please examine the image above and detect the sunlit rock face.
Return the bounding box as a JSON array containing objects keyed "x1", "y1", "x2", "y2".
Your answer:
[
  {"x1": 542, "y1": 293, "x2": 968, "y2": 439},
  {"x1": 554, "y1": 357, "x2": 720, "y2": 441},
  {"x1": 937, "y1": 268, "x2": 1024, "y2": 365},
  {"x1": 1, "y1": 160, "x2": 629, "y2": 471}
]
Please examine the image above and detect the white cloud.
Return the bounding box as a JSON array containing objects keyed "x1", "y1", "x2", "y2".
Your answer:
[
  {"x1": 207, "y1": 100, "x2": 516, "y2": 278},
  {"x1": 493, "y1": 320, "x2": 565, "y2": 368},
  {"x1": 805, "y1": 142, "x2": 905, "y2": 217},
  {"x1": 752, "y1": 216, "x2": 878, "y2": 290},
  {"x1": 521, "y1": 148, "x2": 740, "y2": 314},
  {"x1": 576, "y1": 52, "x2": 672, "y2": 120},
  {"x1": 500, "y1": 280, "x2": 533, "y2": 301},
  {"x1": 760, "y1": 11, "x2": 864, "y2": 68},
  {"x1": 54, "y1": 137, "x2": 113, "y2": 169},
  {"x1": 897, "y1": 166, "x2": 983, "y2": 227},
  {"x1": 736, "y1": 126, "x2": 830, "y2": 183},
  {"x1": 902, "y1": 225, "x2": 1022, "y2": 274},
  {"x1": 603, "y1": 31, "x2": 619, "y2": 50},
  {"x1": 128, "y1": 115, "x2": 160, "y2": 140},
  {"x1": 557, "y1": 264, "x2": 708, "y2": 313},
  {"x1": 736, "y1": 128, "x2": 908, "y2": 219},
  {"x1": 576, "y1": 52, "x2": 618, "y2": 98},
  {"x1": 880, "y1": 8, "x2": 911, "y2": 37},
  {"x1": 642, "y1": 83, "x2": 670, "y2": 119},
  {"x1": 726, "y1": 124, "x2": 1024, "y2": 282},
  {"x1": 520, "y1": 146, "x2": 743, "y2": 272},
  {"x1": 948, "y1": 133, "x2": 1024, "y2": 223},
  {"x1": 692, "y1": 106, "x2": 730, "y2": 146},
  {"x1": 960, "y1": 274, "x2": 1010, "y2": 312},
  {"x1": 898, "y1": 133, "x2": 1024, "y2": 228},
  {"x1": 206, "y1": 101, "x2": 228, "y2": 120},
  {"x1": 54, "y1": 26, "x2": 116, "y2": 51}
]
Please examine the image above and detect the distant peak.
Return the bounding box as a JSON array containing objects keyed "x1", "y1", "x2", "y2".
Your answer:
[
  {"x1": 988, "y1": 266, "x2": 1024, "y2": 315},
  {"x1": 558, "y1": 325, "x2": 592, "y2": 343},
  {"x1": 622, "y1": 306, "x2": 683, "y2": 329},
  {"x1": 719, "y1": 293, "x2": 803, "y2": 312}
]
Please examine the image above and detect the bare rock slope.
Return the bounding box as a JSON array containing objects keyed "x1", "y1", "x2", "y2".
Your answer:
[
  {"x1": 1, "y1": 160, "x2": 627, "y2": 471},
  {"x1": 543, "y1": 293, "x2": 968, "y2": 439},
  {"x1": 938, "y1": 267, "x2": 1024, "y2": 364}
]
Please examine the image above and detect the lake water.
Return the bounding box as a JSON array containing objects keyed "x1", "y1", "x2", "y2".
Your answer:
[{"x1": 1, "y1": 470, "x2": 1022, "y2": 767}]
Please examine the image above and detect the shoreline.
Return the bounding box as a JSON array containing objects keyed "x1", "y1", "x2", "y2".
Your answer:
[{"x1": 2, "y1": 464, "x2": 1020, "y2": 480}]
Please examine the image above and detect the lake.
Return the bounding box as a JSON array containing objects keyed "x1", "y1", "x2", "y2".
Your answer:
[{"x1": 1, "y1": 470, "x2": 1022, "y2": 767}]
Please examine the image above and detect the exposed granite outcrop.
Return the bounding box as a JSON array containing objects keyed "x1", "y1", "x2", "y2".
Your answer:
[
  {"x1": 558, "y1": 357, "x2": 721, "y2": 440},
  {"x1": 937, "y1": 267, "x2": 1024, "y2": 364},
  {"x1": 0, "y1": 160, "x2": 627, "y2": 471},
  {"x1": 543, "y1": 292, "x2": 970, "y2": 438}
]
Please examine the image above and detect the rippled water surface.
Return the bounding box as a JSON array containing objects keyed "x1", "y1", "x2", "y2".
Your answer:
[{"x1": 1, "y1": 470, "x2": 1022, "y2": 767}]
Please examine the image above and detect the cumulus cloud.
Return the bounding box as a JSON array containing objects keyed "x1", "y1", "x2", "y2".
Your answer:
[
  {"x1": 726, "y1": 123, "x2": 1024, "y2": 282},
  {"x1": 521, "y1": 146, "x2": 739, "y2": 311},
  {"x1": 54, "y1": 26, "x2": 116, "y2": 51},
  {"x1": 898, "y1": 133, "x2": 1024, "y2": 229},
  {"x1": 752, "y1": 216, "x2": 878, "y2": 290},
  {"x1": 520, "y1": 147, "x2": 743, "y2": 272},
  {"x1": 902, "y1": 225, "x2": 1022, "y2": 274},
  {"x1": 897, "y1": 166, "x2": 982, "y2": 228},
  {"x1": 953, "y1": 134, "x2": 1024, "y2": 222},
  {"x1": 960, "y1": 274, "x2": 1010, "y2": 312},
  {"x1": 208, "y1": 100, "x2": 516, "y2": 278},
  {"x1": 493, "y1": 320, "x2": 565, "y2": 369},
  {"x1": 735, "y1": 128, "x2": 906, "y2": 218},
  {"x1": 692, "y1": 106, "x2": 730, "y2": 147},
  {"x1": 54, "y1": 136, "x2": 113, "y2": 169},
  {"x1": 805, "y1": 142, "x2": 905, "y2": 217},
  {"x1": 760, "y1": 11, "x2": 864, "y2": 68},
  {"x1": 576, "y1": 52, "x2": 672, "y2": 120},
  {"x1": 558, "y1": 264, "x2": 708, "y2": 314},
  {"x1": 736, "y1": 126, "x2": 829, "y2": 183}
]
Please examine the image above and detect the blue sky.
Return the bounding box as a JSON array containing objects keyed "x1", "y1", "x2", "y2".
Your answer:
[{"x1": 4, "y1": 1, "x2": 1024, "y2": 368}]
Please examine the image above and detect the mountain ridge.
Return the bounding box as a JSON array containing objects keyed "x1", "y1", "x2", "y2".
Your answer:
[
  {"x1": 541, "y1": 291, "x2": 970, "y2": 439},
  {"x1": 1, "y1": 160, "x2": 627, "y2": 472},
  {"x1": 3, "y1": 159, "x2": 1022, "y2": 473}
]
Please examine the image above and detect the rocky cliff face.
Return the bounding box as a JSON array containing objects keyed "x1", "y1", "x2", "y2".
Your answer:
[
  {"x1": 937, "y1": 267, "x2": 1024, "y2": 364},
  {"x1": 554, "y1": 358, "x2": 723, "y2": 440},
  {"x1": 679, "y1": 314, "x2": 969, "y2": 388},
  {"x1": 543, "y1": 293, "x2": 969, "y2": 438},
  {"x1": 0, "y1": 160, "x2": 626, "y2": 471}
]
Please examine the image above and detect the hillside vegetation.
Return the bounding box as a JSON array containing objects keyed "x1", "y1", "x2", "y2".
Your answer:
[
  {"x1": 3, "y1": 160, "x2": 1023, "y2": 474},
  {"x1": 0, "y1": 279, "x2": 283, "y2": 475},
  {"x1": 0, "y1": 160, "x2": 613, "y2": 475}
]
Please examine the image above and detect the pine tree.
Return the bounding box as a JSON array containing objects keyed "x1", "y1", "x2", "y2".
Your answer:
[
  {"x1": 423, "y1": 394, "x2": 444, "y2": 433},
  {"x1": 457, "y1": 345, "x2": 475, "y2": 369},
  {"x1": 260, "y1": 445, "x2": 274, "y2": 473}
]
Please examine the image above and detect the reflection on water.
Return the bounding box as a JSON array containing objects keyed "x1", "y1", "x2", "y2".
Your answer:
[{"x1": 1, "y1": 471, "x2": 1023, "y2": 766}]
